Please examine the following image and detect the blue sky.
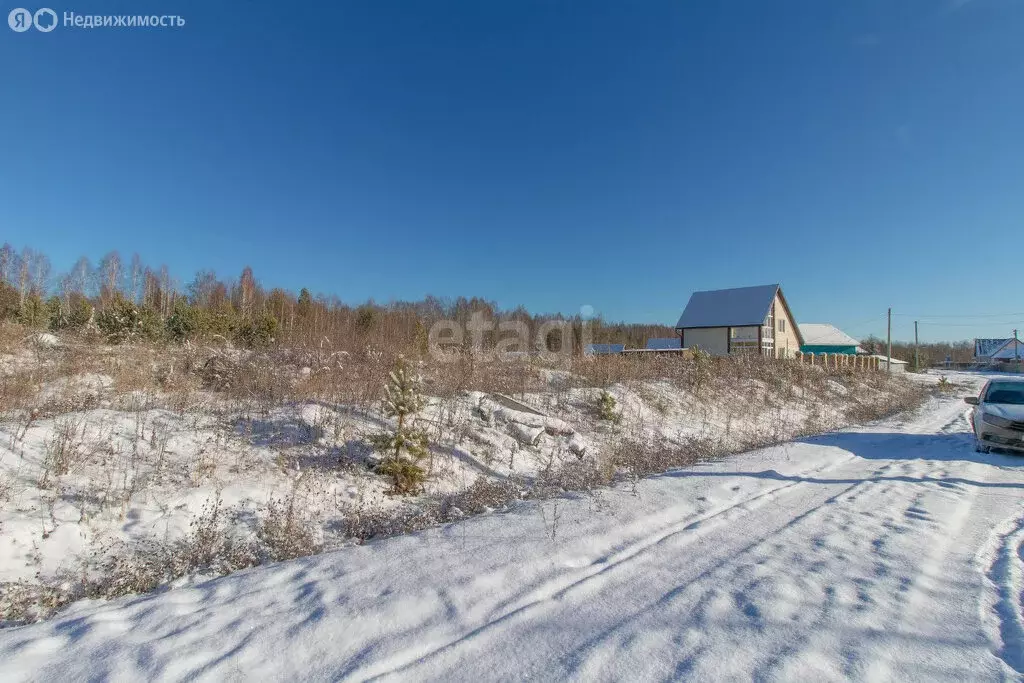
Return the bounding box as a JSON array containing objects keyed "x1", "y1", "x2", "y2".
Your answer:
[{"x1": 1, "y1": 0, "x2": 1022, "y2": 342}]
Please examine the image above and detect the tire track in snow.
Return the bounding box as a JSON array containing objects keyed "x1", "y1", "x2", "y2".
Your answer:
[
  {"x1": 359, "y1": 400, "x2": 976, "y2": 681},
  {"x1": 627, "y1": 452, "x2": 979, "y2": 680},
  {"x1": 980, "y1": 508, "x2": 1024, "y2": 674},
  {"x1": 589, "y1": 459, "x2": 941, "y2": 679},
  {"x1": 387, "y1": 401, "x2": 971, "y2": 677},
  {"x1": 352, "y1": 451, "x2": 876, "y2": 681},
  {"x1": 357, "y1": 450, "x2": 930, "y2": 681},
  {"x1": 401, "y1": 401, "x2": 986, "y2": 680},
  {"x1": 574, "y1": 472, "x2": 896, "y2": 678}
]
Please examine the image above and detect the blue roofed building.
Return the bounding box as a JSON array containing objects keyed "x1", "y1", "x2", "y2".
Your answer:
[
  {"x1": 583, "y1": 343, "x2": 625, "y2": 356},
  {"x1": 645, "y1": 337, "x2": 682, "y2": 350}
]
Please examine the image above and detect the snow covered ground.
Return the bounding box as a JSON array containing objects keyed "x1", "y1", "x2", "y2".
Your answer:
[
  {"x1": 1, "y1": 370, "x2": 1021, "y2": 681},
  {"x1": 1, "y1": 343, "x2": 906, "y2": 622}
]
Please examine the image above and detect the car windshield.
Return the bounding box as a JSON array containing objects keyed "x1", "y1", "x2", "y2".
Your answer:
[{"x1": 985, "y1": 383, "x2": 1024, "y2": 405}]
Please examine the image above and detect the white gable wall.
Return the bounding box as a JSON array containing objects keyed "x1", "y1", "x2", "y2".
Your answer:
[
  {"x1": 992, "y1": 339, "x2": 1024, "y2": 360},
  {"x1": 772, "y1": 292, "x2": 799, "y2": 359}
]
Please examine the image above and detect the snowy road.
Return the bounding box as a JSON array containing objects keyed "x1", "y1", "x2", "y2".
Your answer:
[{"x1": 2, "y1": 372, "x2": 1023, "y2": 681}]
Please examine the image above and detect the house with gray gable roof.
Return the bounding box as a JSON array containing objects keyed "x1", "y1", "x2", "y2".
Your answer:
[{"x1": 674, "y1": 284, "x2": 804, "y2": 358}]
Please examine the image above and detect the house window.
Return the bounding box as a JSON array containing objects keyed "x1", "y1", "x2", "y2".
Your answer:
[
  {"x1": 731, "y1": 341, "x2": 760, "y2": 354},
  {"x1": 778, "y1": 319, "x2": 785, "y2": 333}
]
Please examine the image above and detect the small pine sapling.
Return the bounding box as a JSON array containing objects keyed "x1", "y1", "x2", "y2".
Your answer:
[
  {"x1": 371, "y1": 356, "x2": 430, "y2": 494},
  {"x1": 597, "y1": 390, "x2": 620, "y2": 423}
]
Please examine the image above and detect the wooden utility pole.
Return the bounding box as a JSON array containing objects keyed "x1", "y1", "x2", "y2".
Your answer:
[
  {"x1": 887, "y1": 308, "x2": 892, "y2": 373},
  {"x1": 914, "y1": 321, "x2": 919, "y2": 371},
  {"x1": 1015, "y1": 328, "x2": 1020, "y2": 373}
]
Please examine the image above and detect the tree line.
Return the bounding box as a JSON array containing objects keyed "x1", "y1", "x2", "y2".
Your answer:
[
  {"x1": 859, "y1": 335, "x2": 974, "y2": 366},
  {"x1": 0, "y1": 243, "x2": 676, "y2": 352}
]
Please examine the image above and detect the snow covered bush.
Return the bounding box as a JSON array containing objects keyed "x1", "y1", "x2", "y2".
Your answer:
[
  {"x1": 234, "y1": 313, "x2": 278, "y2": 349},
  {"x1": 95, "y1": 297, "x2": 162, "y2": 344},
  {"x1": 16, "y1": 294, "x2": 46, "y2": 328},
  {"x1": 46, "y1": 294, "x2": 92, "y2": 332},
  {"x1": 164, "y1": 300, "x2": 200, "y2": 341}
]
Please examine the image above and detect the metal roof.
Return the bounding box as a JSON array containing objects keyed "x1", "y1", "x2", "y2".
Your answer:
[
  {"x1": 583, "y1": 343, "x2": 625, "y2": 356},
  {"x1": 675, "y1": 284, "x2": 779, "y2": 329},
  {"x1": 645, "y1": 337, "x2": 681, "y2": 350},
  {"x1": 990, "y1": 339, "x2": 1024, "y2": 360},
  {"x1": 799, "y1": 323, "x2": 860, "y2": 348},
  {"x1": 870, "y1": 354, "x2": 909, "y2": 365},
  {"x1": 975, "y1": 338, "x2": 1014, "y2": 358}
]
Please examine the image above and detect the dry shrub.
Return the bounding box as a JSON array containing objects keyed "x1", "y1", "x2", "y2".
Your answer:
[
  {"x1": 0, "y1": 581, "x2": 75, "y2": 626},
  {"x1": 203, "y1": 353, "x2": 297, "y2": 408},
  {"x1": 844, "y1": 375, "x2": 927, "y2": 423},
  {"x1": 427, "y1": 355, "x2": 547, "y2": 399},
  {"x1": 258, "y1": 495, "x2": 323, "y2": 561},
  {"x1": 0, "y1": 496, "x2": 260, "y2": 625},
  {"x1": 39, "y1": 417, "x2": 86, "y2": 486},
  {"x1": 87, "y1": 497, "x2": 260, "y2": 598},
  {"x1": 439, "y1": 477, "x2": 524, "y2": 518},
  {"x1": 0, "y1": 322, "x2": 29, "y2": 354},
  {"x1": 605, "y1": 436, "x2": 721, "y2": 480},
  {"x1": 531, "y1": 457, "x2": 614, "y2": 498},
  {"x1": 35, "y1": 392, "x2": 103, "y2": 420},
  {"x1": 0, "y1": 371, "x2": 36, "y2": 413},
  {"x1": 198, "y1": 353, "x2": 238, "y2": 391},
  {"x1": 339, "y1": 501, "x2": 441, "y2": 542}
]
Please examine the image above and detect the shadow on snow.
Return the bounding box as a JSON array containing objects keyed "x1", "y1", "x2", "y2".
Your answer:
[{"x1": 664, "y1": 428, "x2": 1024, "y2": 491}]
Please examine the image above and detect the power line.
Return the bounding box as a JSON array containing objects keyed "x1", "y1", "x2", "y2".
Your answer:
[
  {"x1": 916, "y1": 320, "x2": 1024, "y2": 327},
  {"x1": 892, "y1": 312, "x2": 1024, "y2": 319}
]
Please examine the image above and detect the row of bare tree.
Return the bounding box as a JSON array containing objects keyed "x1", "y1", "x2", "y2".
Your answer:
[{"x1": 0, "y1": 242, "x2": 678, "y2": 353}]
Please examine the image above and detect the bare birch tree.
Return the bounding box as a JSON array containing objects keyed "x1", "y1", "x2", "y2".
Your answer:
[
  {"x1": 98, "y1": 251, "x2": 122, "y2": 309},
  {"x1": 239, "y1": 266, "x2": 256, "y2": 320},
  {"x1": 129, "y1": 253, "x2": 142, "y2": 304}
]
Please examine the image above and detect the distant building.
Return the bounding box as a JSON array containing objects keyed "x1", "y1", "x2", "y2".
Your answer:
[
  {"x1": 674, "y1": 284, "x2": 803, "y2": 358},
  {"x1": 799, "y1": 323, "x2": 864, "y2": 356},
  {"x1": 871, "y1": 354, "x2": 909, "y2": 374},
  {"x1": 645, "y1": 337, "x2": 682, "y2": 350},
  {"x1": 583, "y1": 343, "x2": 625, "y2": 356},
  {"x1": 974, "y1": 338, "x2": 1024, "y2": 365}
]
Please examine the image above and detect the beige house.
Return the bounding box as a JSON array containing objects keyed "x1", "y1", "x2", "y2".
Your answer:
[{"x1": 674, "y1": 284, "x2": 803, "y2": 358}]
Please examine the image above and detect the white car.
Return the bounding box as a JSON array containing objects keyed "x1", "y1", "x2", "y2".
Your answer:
[{"x1": 965, "y1": 378, "x2": 1024, "y2": 454}]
